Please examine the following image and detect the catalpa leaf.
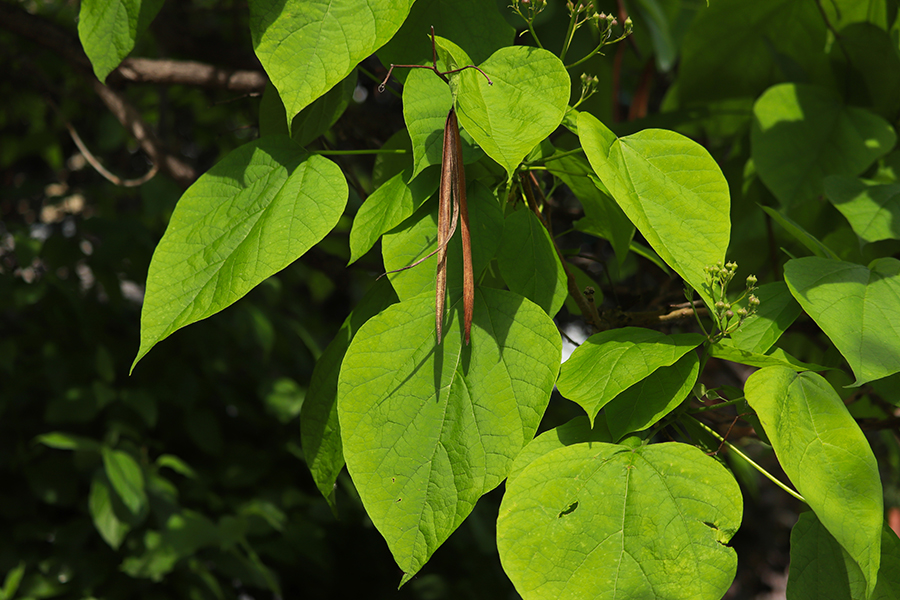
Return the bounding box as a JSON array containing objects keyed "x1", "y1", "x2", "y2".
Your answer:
[
  {"x1": 745, "y1": 367, "x2": 883, "y2": 596},
  {"x1": 578, "y1": 112, "x2": 730, "y2": 308},
  {"x1": 133, "y1": 137, "x2": 347, "y2": 372},
  {"x1": 497, "y1": 442, "x2": 742, "y2": 600},
  {"x1": 78, "y1": 0, "x2": 164, "y2": 82},
  {"x1": 249, "y1": 0, "x2": 413, "y2": 118},
  {"x1": 338, "y1": 288, "x2": 561, "y2": 584},
  {"x1": 784, "y1": 256, "x2": 900, "y2": 386}
]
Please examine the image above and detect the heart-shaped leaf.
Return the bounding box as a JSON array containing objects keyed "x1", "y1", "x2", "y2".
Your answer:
[
  {"x1": 507, "y1": 416, "x2": 613, "y2": 485},
  {"x1": 784, "y1": 256, "x2": 900, "y2": 386},
  {"x1": 456, "y1": 46, "x2": 569, "y2": 179},
  {"x1": 338, "y1": 288, "x2": 561, "y2": 584},
  {"x1": 751, "y1": 83, "x2": 896, "y2": 206},
  {"x1": 557, "y1": 327, "x2": 704, "y2": 421},
  {"x1": 824, "y1": 176, "x2": 900, "y2": 244},
  {"x1": 578, "y1": 112, "x2": 731, "y2": 308},
  {"x1": 249, "y1": 0, "x2": 412, "y2": 118},
  {"x1": 745, "y1": 367, "x2": 883, "y2": 595},
  {"x1": 497, "y1": 442, "x2": 742, "y2": 600},
  {"x1": 133, "y1": 137, "x2": 347, "y2": 371}
]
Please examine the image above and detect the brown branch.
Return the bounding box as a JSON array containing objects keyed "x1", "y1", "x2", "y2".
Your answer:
[
  {"x1": 112, "y1": 58, "x2": 266, "y2": 93},
  {"x1": 64, "y1": 121, "x2": 159, "y2": 187}
]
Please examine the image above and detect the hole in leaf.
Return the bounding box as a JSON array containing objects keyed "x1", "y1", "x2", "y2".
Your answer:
[{"x1": 558, "y1": 501, "x2": 578, "y2": 518}]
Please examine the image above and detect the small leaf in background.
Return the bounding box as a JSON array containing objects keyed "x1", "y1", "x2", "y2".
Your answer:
[
  {"x1": 78, "y1": 0, "x2": 165, "y2": 82},
  {"x1": 456, "y1": 46, "x2": 569, "y2": 179},
  {"x1": 709, "y1": 342, "x2": 830, "y2": 372},
  {"x1": 729, "y1": 281, "x2": 802, "y2": 354},
  {"x1": 249, "y1": 0, "x2": 412, "y2": 118},
  {"x1": 89, "y1": 473, "x2": 131, "y2": 549},
  {"x1": 377, "y1": 0, "x2": 513, "y2": 81},
  {"x1": 258, "y1": 75, "x2": 356, "y2": 146},
  {"x1": 745, "y1": 367, "x2": 883, "y2": 595},
  {"x1": 824, "y1": 176, "x2": 900, "y2": 244},
  {"x1": 759, "y1": 205, "x2": 840, "y2": 260},
  {"x1": 35, "y1": 432, "x2": 102, "y2": 453},
  {"x1": 132, "y1": 137, "x2": 347, "y2": 372},
  {"x1": 348, "y1": 167, "x2": 439, "y2": 265},
  {"x1": 301, "y1": 278, "x2": 398, "y2": 507},
  {"x1": 784, "y1": 256, "x2": 900, "y2": 386},
  {"x1": 604, "y1": 351, "x2": 700, "y2": 441},
  {"x1": 497, "y1": 442, "x2": 742, "y2": 600},
  {"x1": 101, "y1": 447, "x2": 147, "y2": 518},
  {"x1": 578, "y1": 112, "x2": 731, "y2": 309},
  {"x1": 497, "y1": 209, "x2": 567, "y2": 317},
  {"x1": 751, "y1": 83, "x2": 896, "y2": 206},
  {"x1": 786, "y1": 511, "x2": 900, "y2": 600},
  {"x1": 338, "y1": 288, "x2": 561, "y2": 584},
  {"x1": 557, "y1": 327, "x2": 704, "y2": 421}
]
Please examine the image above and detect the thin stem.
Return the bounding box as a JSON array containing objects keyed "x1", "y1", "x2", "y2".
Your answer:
[
  {"x1": 559, "y1": 10, "x2": 579, "y2": 63},
  {"x1": 566, "y1": 43, "x2": 606, "y2": 70},
  {"x1": 311, "y1": 148, "x2": 407, "y2": 156},
  {"x1": 689, "y1": 397, "x2": 746, "y2": 414},
  {"x1": 359, "y1": 66, "x2": 401, "y2": 98},
  {"x1": 688, "y1": 416, "x2": 806, "y2": 503}
]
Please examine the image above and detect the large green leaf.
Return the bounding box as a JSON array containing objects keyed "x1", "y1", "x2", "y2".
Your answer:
[
  {"x1": 729, "y1": 281, "x2": 802, "y2": 353},
  {"x1": 348, "y1": 167, "x2": 439, "y2": 265},
  {"x1": 133, "y1": 137, "x2": 347, "y2": 371},
  {"x1": 557, "y1": 327, "x2": 704, "y2": 421},
  {"x1": 824, "y1": 176, "x2": 900, "y2": 244},
  {"x1": 676, "y1": 0, "x2": 829, "y2": 105},
  {"x1": 497, "y1": 208, "x2": 567, "y2": 317},
  {"x1": 338, "y1": 288, "x2": 561, "y2": 584},
  {"x1": 784, "y1": 256, "x2": 900, "y2": 386},
  {"x1": 382, "y1": 181, "x2": 504, "y2": 300},
  {"x1": 751, "y1": 83, "x2": 896, "y2": 206},
  {"x1": 249, "y1": 0, "x2": 413, "y2": 118},
  {"x1": 578, "y1": 112, "x2": 730, "y2": 308},
  {"x1": 78, "y1": 0, "x2": 164, "y2": 82},
  {"x1": 301, "y1": 279, "x2": 398, "y2": 508},
  {"x1": 455, "y1": 46, "x2": 569, "y2": 179},
  {"x1": 786, "y1": 512, "x2": 900, "y2": 600},
  {"x1": 604, "y1": 351, "x2": 700, "y2": 441},
  {"x1": 377, "y1": 0, "x2": 513, "y2": 80},
  {"x1": 745, "y1": 367, "x2": 883, "y2": 595},
  {"x1": 497, "y1": 442, "x2": 742, "y2": 600}
]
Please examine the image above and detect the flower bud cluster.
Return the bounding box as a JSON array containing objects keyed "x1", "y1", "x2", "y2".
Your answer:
[{"x1": 703, "y1": 260, "x2": 760, "y2": 339}]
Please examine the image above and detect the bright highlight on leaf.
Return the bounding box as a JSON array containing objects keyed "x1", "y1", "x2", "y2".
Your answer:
[
  {"x1": 133, "y1": 137, "x2": 347, "y2": 372},
  {"x1": 497, "y1": 442, "x2": 742, "y2": 600},
  {"x1": 338, "y1": 288, "x2": 561, "y2": 585}
]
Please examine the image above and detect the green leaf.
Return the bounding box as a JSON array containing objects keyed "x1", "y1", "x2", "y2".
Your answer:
[
  {"x1": 456, "y1": 46, "x2": 570, "y2": 179},
  {"x1": 604, "y1": 351, "x2": 700, "y2": 441},
  {"x1": 102, "y1": 447, "x2": 147, "y2": 518},
  {"x1": 549, "y1": 154, "x2": 634, "y2": 266},
  {"x1": 301, "y1": 278, "x2": 398, "y2": 507},
  {"x1": 132, "y1": 137, "x2": 347, "y2": 372},
  {"x1": 497, "y1": 208, "x2": 567, "y2": 317},
  {"x1": 0, "y1": 561, "x2": 25, "y2": 600},
  {"x1": 338, "y1": 288, "x2": 561, "y2": 584},
  {"x1": 759, "y1": 205, "x2": 840, "y2": 260},
  {"x1": 709, "y1": 342, "x2": 831, "y2": 372},
  {"x1": 826, "y1": 23, "x2": 900, "y2": 120},
  {"x1": 382, "y1": 180, "x2": 504, "y2": 300},
  {"x1": 786, "y1": 512, "x2": 900, "y2": 600},
  {"x1": 751, "y1": 83, "x2": 896, "y2": 206},
  {"x1": 377, "y1": 0, "x2": 514, "y2": 80},
  {"x1": 89, "y1": 473, "x2": 131, "y2": 549},
  {"x1": 729, "y1": 281, "x2": 802, "y2": 353},
  {"x1": 154, "y1": 454, "x2": 197, "y2": 479},
  {"x1": 784, "y1": 256, "x2": 900, "y2": 386},
  {"x1": 259, "y1": 75, "x2": 356, "y2": 146},
  {"x1": 349, "y1": 168, "x2": 439, "y2": 265},
  {"x1": 497, "y1": 442, "x2": 742, "y2": 600},
  {"x1": 745, "y1": 367, "x2": 883, "y2": 595},
  {"x1": 249, "y1": 0, "x2": 412, "y2": 118},
  {"x1": 35, "y1": 432, "x2": 101, "y2": 453},
  {"x1": 824, "y1": 176, "x2": 900, "y2": 244},
  {"x1": 507, "y1": 416, "x2": 614, "y2": 485},
  {"x1": 578, "y1": 112, "x2": 731, "y2": 308},
  {"x1": 557, "y1": 327, "x2": 704, "y2": 421},
  {"x1": 77, "y1": 0, "x2": 164, "y2": 82}
]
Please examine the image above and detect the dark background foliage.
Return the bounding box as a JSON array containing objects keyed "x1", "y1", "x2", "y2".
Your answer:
[{"x1": 2, "y1": 0, "x2": 898, "y2": 598}]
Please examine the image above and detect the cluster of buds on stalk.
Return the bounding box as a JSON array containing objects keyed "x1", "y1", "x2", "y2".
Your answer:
[
  {"x1": 704, "y1": 261, "x2": 760, "y2": 339},
  {"x1": 510, "y1": 0, "x2": 548, "y2": 23}
]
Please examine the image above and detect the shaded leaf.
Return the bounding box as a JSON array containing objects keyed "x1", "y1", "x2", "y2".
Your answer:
[
  {"x1": 824, "y1": 176, "x2": 900, "y2": 244},
  {"x1": 102, "y1": 447, "x2": 147, "y2": 518},
  {"x1": 89, "y1": 473, "x2": 131, "y2": 549},
  {"x1": 78, "y1": 0, "x2": 164, "y2": 82},
  {"x1": 729, "y1": 281, "x2": 802, "y2": 353}
]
